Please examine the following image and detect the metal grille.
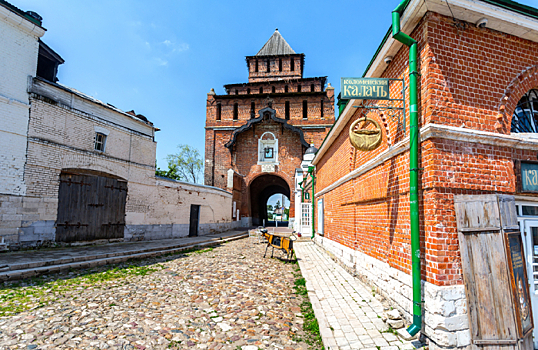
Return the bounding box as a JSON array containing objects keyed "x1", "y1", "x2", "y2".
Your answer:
[
  {"x1": 511, "y1": 89, "x2": 538, "y2": 133},
  {"x1": 301, "y1": 203, "x2": 311, "y2": 227}
]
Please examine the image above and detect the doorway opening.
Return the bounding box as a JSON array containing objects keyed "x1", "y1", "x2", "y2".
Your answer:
[
  {"x1": 248, "y1": 174, "x2": 290, "y2": 226},
  {"x1": 266, "y1": 193, "x2": 290, "y2": 227}
]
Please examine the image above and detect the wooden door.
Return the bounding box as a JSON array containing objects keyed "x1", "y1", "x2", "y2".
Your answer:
[
  {"x1": 454, "y1": 194, "x2": 533, "y2": 350},
  {"x1": 189, "y1": 205, "x2": 200, "y2": 237},
  {"x1": 56, "y1": 172, "x2": 127, "y2": 242}
]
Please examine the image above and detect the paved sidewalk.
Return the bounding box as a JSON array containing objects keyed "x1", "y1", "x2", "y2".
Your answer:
[
  {"x1": 0, "y1": 229, "x2": 248, "y2": 280},
  {"x1": 295, "y1": 242, "x2": 418, "y2": 350}
]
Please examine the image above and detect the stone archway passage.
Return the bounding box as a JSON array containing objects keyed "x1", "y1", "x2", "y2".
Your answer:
[
  {"x1": 56, "y1": 171, "x2": 127, "y2": 242},
  {"x1": 249, "y1": 174, "x2": 290, "y2": 226}
]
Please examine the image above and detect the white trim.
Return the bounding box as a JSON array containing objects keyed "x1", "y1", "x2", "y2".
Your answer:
[
  {"x1": 316, "y1": 123, "x2": 538, "y2": 197},
  {"x1": 258, "y1": 131, "x2": 279, "y2": 164},
  {"x1": 0, "y1": 5, "x2": 46, "y2": 37},
  {"x1": 94, "y1": 126, "x2": 110, "y2": 136},
  {"x1": 0, "y1": 92, "x2": 30, "y2": 109}
]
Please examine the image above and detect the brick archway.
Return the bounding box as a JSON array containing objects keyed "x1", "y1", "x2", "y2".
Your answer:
[
  {"x1": 248, "y1": 174, "x2": 290, "y2": 226},
  {"x1": 497, "y1": 65, "x2": 538, "y2": 133}
]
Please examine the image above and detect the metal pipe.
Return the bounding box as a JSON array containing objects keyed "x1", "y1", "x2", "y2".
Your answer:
[
  {"x1": 392, "y1": 0, "x2": 422, "y2": 337},
  {"x1": 308, "y1": 166, "x2": 315, "y2": 239}
]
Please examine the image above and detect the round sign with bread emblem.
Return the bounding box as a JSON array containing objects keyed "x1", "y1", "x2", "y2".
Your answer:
[{"x1": 349, "y1": 116, "x2": 383, "y2": 151}]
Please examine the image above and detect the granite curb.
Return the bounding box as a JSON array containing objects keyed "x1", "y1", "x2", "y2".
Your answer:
[{"x1": 0, "y1": 231, "x2": 248, "y2": 281}]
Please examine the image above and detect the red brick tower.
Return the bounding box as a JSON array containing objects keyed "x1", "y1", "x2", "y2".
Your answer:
[{"x1": 205, "y1": 29, "x2": 335, "y2": 226}]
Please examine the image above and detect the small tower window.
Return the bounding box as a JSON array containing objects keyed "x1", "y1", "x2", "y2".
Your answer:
[
  {"x1": 247, "y1": 88, "x2": 250, "y2": 94},
  {"x1": 303, "y1": 100, "x2": 308, "y2": 119},
  {"x1": 285, "y1": 85, "x2": 288, "y2": 93},
  {"x1": 251, "y1": 102, "x2": 255, "y2": 118},
  {"x1": 272, "y1": 86, "x2": 276, "y2": 93},
  {"x1": 258, "y1": 132, "x2": 278, "y2": 164},
  {"x1": 290, "y1": 58, "x2": 294, "y2": 71},
  {"x1": 235, "y1": 89, "x2": 238, "y2": 95},
  {"x1": 255, "y1": 59, "x2": 258, "y2": 72},
  {"x1": 311, "y1": 84, "x2": 315, "y2": 92},
  {"x1": 266, "y1": 59, "x2": 270, "y2": 72},
  {"x1": 94, "y1": 133, "x2": 107, "y2": 152},
  {"x1": 233, "y1": 103, "x2": 238, "y2": 120},
  {"x1": 279, "y1": 58, "x2": 282, "y2": 72},
  {"x1": 285, "y1": 101, "x2": 290, "y2": 120},
  {"x1": 297, "y1": 85, "x2": 302, "y2": 92},
  {"x1": 320, "y1": 100, "x2": 324, "y2": 119},
  {"x1": 259, "y1": 87, "x2": 263, "y2": 94},
  {"x1": 216, "y1": 102, "x2": 221, "y2": 121}
]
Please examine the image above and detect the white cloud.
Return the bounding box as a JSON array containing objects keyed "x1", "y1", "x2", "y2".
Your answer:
[
  {"x1": 161, "y1": 40, "x2": 189, "y2": 53},
  {"x1": 154, "y1": 57, "x2": 168, "y2": 66}
]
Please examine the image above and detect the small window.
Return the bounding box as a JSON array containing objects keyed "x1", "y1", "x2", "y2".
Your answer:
[
  {"x1": 247, "y1": 88, "x2": 250, "y2": 94},
  {"x1": 290, "y1": 58, "x2": 294, "y2": 71},
  {"x1": 251, "y1": 101, "x2": 255, "y2": 117},
  {"x1": 303, "y1": 100, "x2": 308, "y2": 119},
  {"x1": 95, "y1": 132, "x2": 107, "y2": 152},
  {"x1": 233, "y1": 103, "x2": 238, "y2": 120},
  {"x1": 285, "y1": 101, "x2": 290, "y2": 120},
  {"x1": 216, "y1": 102, "x2": 221, "y2": 121},
  {"x1": 235, "y1": 89, "x2": 238, "y2": 95},
  {"x1": 298, "y1": 85, "x2": 302, "y2": 92},
  {"x1": 259, "y1": 87, "x2": 263, "y2": 94},
  {"x1": 255, "y1": 59, "x2": 258, "y2": 73},
  {"x1": 279, "y1": 58, "x2": 282, "y2": 72},
  {"x1": 259, "y1": 132, "x2": 278, "y2": 163},
  {"x1": 272, "y1": 86, "x2": 276, "y2": 93},
  {"x1": 285, "y1": 85, "x2": 289, "y2": 93},
  {"x1": 311, "y1": 84, "x2": 315, "y2": 92},
  {"x1": 320, "y1": 100, "x2": 324, "y2": 119},
  {"x1": 266, "y1": 59, "x2": 270, "y2": 72},
  {"x1": 522, "y1": 206, "x2": 538, "y2": 216},
  {"x1": 264, "y1": 147, "x2": 274, "y2": 159}
]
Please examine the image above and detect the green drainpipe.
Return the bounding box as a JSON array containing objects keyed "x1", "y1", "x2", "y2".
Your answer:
[
  {"x1": 308, "y1": 166, "x2": 315, "y2": 239},
  {"x1": 392, "y1": 0, "x2": 422, "y2": 337}
]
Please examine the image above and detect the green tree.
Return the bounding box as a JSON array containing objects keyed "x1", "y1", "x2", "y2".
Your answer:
[
  {"x1": 165, "y1": 144, "x2": 204, "y2": 184},
  {"x1": 267, "y1": 204, "x2": 273, "y2": 212},
  {"x1": 275, "y1": 200, "x2": 281, "y2": 209},
  {"x1": 155, "y1": 161, "x2": 181, "y2": 180}
]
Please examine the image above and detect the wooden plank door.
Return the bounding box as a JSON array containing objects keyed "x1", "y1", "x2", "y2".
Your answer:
[
  {"x1": 189, "y1": 205, "x2": 200, "y2": 237},
  {"x1": 56, "y1": 172, "x2": 127, "y2": 242}
]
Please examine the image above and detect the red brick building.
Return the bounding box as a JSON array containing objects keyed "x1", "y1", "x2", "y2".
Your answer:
[
  {"x1": 204, "y1": 30, "x2": 334, "y2": 226},
  {"x1": 308, "y1": 0, "x2": 538, "y2": 348}
]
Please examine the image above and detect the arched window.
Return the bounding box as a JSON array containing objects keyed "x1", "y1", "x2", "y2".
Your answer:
[
  {"x1": 235, "y1": 89, "x2": 238, "y2": 95},
  {"x1": 512, "y1": 89, "x2": 538, "y2": 133},
  {"x1": 320, "y1": 99, "x2": 324, "y2": 119},
  {"x1": 255, "y1": 59, "x2": 258, "y2": 73},
  {"x1": 247, "y1": 88, "x2": 250, "y2": 94},
  {"x1": 233, "y1": 103, "x2": 238, "y2": 120},
  {"x1": 279, "y1": 58, "x2": 282, "y2": 72},
  {"x1": 258, "y1": 132, "x2": 278, "y2": 164},
  {"x1": 297, "y1": 85, "x2": 302, "y2": 92},
  {"x1": 266, "y1": 59, "x2": 270, "y2": 72},
  {"x1": 303, "y1": 100, "x2": 308, "y2": 119}
]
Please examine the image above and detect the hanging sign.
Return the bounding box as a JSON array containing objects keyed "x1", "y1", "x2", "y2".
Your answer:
[{"x1": 341, "y1": 77, "x2": 390, "y2": 100}]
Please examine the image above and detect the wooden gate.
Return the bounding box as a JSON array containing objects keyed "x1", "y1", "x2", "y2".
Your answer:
[
  {"x1": 454, "y1": 194, "x2": 533, "y2": 350},
  {"x1": 56, "y1": 172, "x2": 127, "y2": 242}
]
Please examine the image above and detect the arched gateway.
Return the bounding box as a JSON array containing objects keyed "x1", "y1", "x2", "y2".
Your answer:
[{"x1": 204, "y1": 29, "x2": 335, "y2": 226}]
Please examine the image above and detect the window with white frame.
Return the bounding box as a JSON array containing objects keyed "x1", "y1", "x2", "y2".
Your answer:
[
  {"x1": 258, "y1": 132, "x2": 278, "y2": 164},
  {"x1": 94, "y1": 132, "x2": 107, "y2": 152}
]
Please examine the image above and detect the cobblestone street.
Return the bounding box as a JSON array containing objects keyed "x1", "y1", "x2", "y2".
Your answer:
[{"x1": 0, "y1": 238, "x2": 314, "y2": 350}]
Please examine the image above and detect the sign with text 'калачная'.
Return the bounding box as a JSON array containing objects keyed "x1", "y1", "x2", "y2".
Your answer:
[
  {"x1": 521, "y1": 162, "x2": 538, "y2": 192},
  {"x1": 341, "y1": 78, "x2": 390, "y2": 100}
]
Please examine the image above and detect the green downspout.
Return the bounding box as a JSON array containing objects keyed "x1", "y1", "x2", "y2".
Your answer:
[
  {"x1": 308, "y1": 166, "x2": 315, "y2": 239},
  {"x1": 392, "y1": 0, "x2": 422, "y2": 337}
]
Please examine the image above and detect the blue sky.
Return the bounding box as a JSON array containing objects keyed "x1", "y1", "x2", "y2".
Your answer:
[{"x1": 13, "y1": 0, "x2": 538, "y2": 171}]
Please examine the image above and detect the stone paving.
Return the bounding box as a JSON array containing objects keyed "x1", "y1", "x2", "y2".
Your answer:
[
  {"x1": 0, "y1": 238, "x2": 312, "y2": 350},
  {"x1": 294, "y1": 242, "x2": 418, "y2": 350}
]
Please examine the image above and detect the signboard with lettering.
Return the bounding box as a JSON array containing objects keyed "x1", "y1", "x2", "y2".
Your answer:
[
  {"x1": 261, "y1": 164, "x2": 275, "y2": 173},
  {"x1": 507, "y1": 232, "x2": 533, "y2": 335},
  {"x1": 341, "y1": 77, "x2": 390, "y2": 100},
  {"x1": 517, "y1": 161, "x2": 538, "y2": 193}
]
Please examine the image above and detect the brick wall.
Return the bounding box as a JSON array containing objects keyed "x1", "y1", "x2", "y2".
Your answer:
[
  {"x1": 0, "y1": 12, "x2": 43, "y2": 196},
  {"x1": 315, "y1": 11, "x2": 538, "y2": 291}
]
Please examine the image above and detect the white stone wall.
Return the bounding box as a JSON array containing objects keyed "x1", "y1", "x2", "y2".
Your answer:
[
  {"x1": 314, "y1": 236, "x2": 471, "y2": 349},
  {"x1": 0, "y1": 7, "x2": 44, "y2": 196},
  {"x1": 0, "y1": 78, "x2": 236, "y2": 247}
]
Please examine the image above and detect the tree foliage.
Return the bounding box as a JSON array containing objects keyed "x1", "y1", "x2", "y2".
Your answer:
[{"x1": 156, "y1": 144, "x2": 204, "y2": 183}]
